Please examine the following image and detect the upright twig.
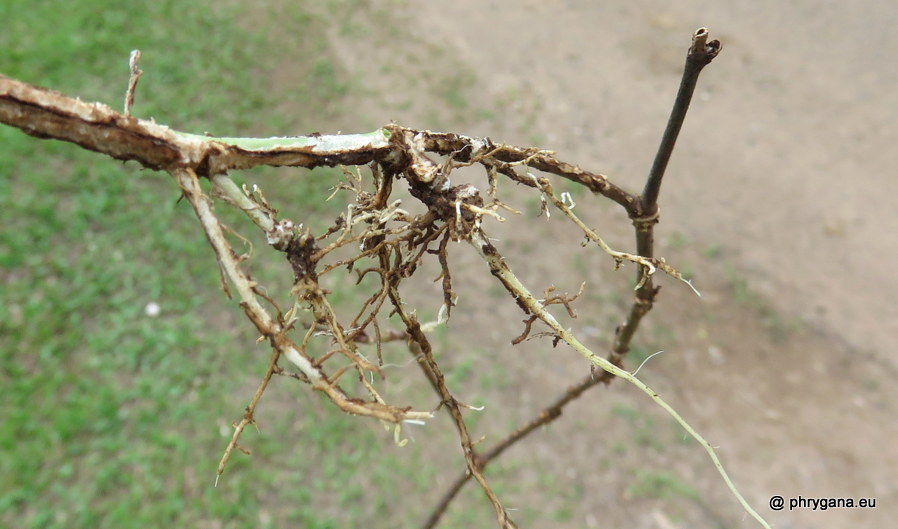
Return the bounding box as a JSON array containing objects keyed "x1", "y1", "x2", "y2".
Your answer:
[
  {"x1": 123, "y1": 49, "x2": 143, "y2": 116},
  {"x1": 641, "y1": 27, "x2": 721, "y2": 212},
  {"x1": 607, "y1": 27, "x2": 720, "y2": 374}
]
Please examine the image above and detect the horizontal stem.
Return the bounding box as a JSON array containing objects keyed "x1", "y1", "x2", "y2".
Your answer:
[{"x1": 0, "y1": 75, "x2": 639, "y2": 215}]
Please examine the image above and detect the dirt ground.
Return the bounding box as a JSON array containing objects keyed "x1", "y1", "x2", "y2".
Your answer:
[{"x1": 319, "y1": 2, "x2": 897, "y2": 528}]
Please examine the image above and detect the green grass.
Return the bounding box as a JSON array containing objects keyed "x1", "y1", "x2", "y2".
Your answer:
[
  {"x1": 722, "y1": 263, "x2": 800, "y2": 342},
  {"x1": 626, "y1": 469, "x2": 698, "y2": 501},
  {"x1": 0, "y1": 2, "x2": 416, "y2": 528},
  {"x1": 666, "y1": 231, "x2": 690, "y2": 250},
  {"x1": 611, "y1": 404, "x2": 665, "y2": 453}
]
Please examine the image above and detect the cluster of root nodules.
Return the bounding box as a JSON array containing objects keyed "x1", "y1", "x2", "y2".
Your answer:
[
  {"x1": 263, "y1": 129, "x2": 521, "y2": 429},
  {"x1": 239, "y1": 126, "x2": 685, "y2": 435}
]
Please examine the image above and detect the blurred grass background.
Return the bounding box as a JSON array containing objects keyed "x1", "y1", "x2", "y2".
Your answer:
[{"x1": 0, "y1": 1, "x2": 432, "y2": 527}]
